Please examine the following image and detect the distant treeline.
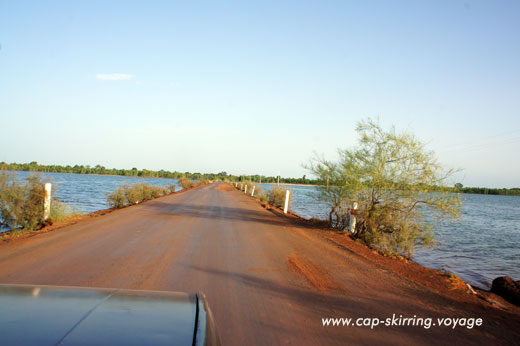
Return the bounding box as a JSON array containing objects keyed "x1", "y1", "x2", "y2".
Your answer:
[
  {"x1": 456, "y1": 187, "x2": 520, "y2": 196},
  {"x1": 2, "y1": 162, "x2": 518, "y2": 196},
  {"x1": 0, "y1": 161, "x2": 318, "y2": 185}
]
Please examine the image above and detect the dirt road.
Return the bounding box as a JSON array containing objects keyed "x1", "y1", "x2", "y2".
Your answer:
[{"x1": 0, "y1": 182, "x2": 518, "y2": 345}]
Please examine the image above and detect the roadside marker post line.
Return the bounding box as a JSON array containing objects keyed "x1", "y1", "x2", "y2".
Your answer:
[
  {"x1": 44, "y1": 183, "x2": 51, "y2": 220},
  {"x1": 283, "y1": 190, "x2": 290, "y2": 214},
  {"x1": 251, "y1": 185, "x2": 255, "y2": 196},
  {"x1": 349, "y1": 202, "x2": 358, "y2": 233}
]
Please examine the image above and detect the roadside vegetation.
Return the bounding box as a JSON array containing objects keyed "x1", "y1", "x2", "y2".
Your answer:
[
  {"x1": 268, "y1": 186, "x2": 293, "y2": 209},
  {"x1": 245, "y1": 182, "x2": 270, "y2": 202},
  {"x1": 306, "y1": 118, "x2": 461, "y2": 258},
  {"x1": 246, "y1": 182, "x2": 269, "y2": 202},
  {"x1": 178, "y1": 177, "x2": 209, "y2": 190},
  {"x1": 235, "y1": 181, "x2": 290, "y2": 206},
  {"x1": 178, "y1": 177, "x2": 194, "y2": 189},
  {"x1": 255, "y1": 186, "x2": 269, "y2": 203},
  {"x1": 0, "y1": 171, "x2": 81, "y2": 234},
  {"x1": 106, "y1": 178, "x2": 210, "y2": 209},
  {"x1": 49, "y1": 199, "x2": 82, "y2": 223},
  {"x1": 106, "y1": 182, "x2": 173, "y2": 208}
]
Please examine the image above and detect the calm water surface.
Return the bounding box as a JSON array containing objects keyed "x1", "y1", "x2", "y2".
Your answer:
[
  {"x1": 260, "y1": 184, "x2": 520, "y2": 289},
  {"x1": 8, "y1": 171, "x2": 180, "y2": 213}
]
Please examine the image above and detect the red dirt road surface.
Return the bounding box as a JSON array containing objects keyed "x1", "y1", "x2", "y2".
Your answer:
[{"x1": 1, "y1": 182, "x2": 519, "y2": 345}]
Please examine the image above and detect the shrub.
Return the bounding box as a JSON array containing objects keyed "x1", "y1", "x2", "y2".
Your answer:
[
  {"x1": 245, "y1": 183, "x2": 268, "y2": 201},
  {"x1": 106, "y1": 186, "x2": 126, "y2": 208},
  {"x1": 197, "y1": 179, "x2": 210, "y2": 186},
  {"x1": 0, "y1": 171, "x2": 46, "y2": 231},
  {"x1": 237, "y1": 181, "x2": 256, "y2": 194},
  {"x1": 141, "y1": 182, "x2": 165, "y2": 200},
  {"x1": 178, "y1": 177, "x2": 211, "y2": 189},
  {"x1": 268, "y1": 186, "x2": 292, "y2": 209},
  {"x1": 124, "y1": 183, "x2": 143, "y2": 205},
  {"x1": 306, "y1": 118, "x2": 461, "y2": 257},
  {"x1": 161, "y1": 186, "x2": 169, "y2": 196},
  {"x1": 106, "y1": 182, "x2": 170, "y2": 208},
  {"x1": 249, "y1": 183, "x2": 261, "y2": 195},
  {"x1": 0, "y1": 171, "x2": 77, "y2": 232},
  {"x1": 258, "y1": 193, "x2": 269, "y2": 202},
  {"x1": 254, "y1": 186, "x2": 269, "y2": 202},
  {"x1": 167, "y1": 183, "x2": 176, "y2": 193},
  {"x1": 178, "y1": 177, "x2": 194, "y2": 189}
]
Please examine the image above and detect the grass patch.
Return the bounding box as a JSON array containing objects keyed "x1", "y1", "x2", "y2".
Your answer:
[{"x1": 49, "y1": 199, "x2": 83, "y2": 223}]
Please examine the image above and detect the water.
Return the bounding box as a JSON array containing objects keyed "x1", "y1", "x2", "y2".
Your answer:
[
  {"x1": 4, "y1": 171, "x2": 180, "y2": 214},
  {"x1": 260, "y1": 184, "x2": 520, "y2": 289}
]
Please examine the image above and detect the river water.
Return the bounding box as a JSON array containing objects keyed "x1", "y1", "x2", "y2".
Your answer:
[
  {"x1": 2, "y1": 172, "x2": 518, "y2": 289},
  {"x1": 259, "y1": 184, "x2": 520, "y2": 290},
  {"x1": 4, "y1": 171, "x2": 180, "y2": 213}
]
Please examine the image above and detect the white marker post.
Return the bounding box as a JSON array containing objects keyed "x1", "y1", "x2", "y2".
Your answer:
[
  {"x1": 43, "y1": 183, "x2": 51, "y2": 221},
  {"x1": 283, "y1": 190, "x2": 290, "y2": 214},
  {"x1": 251, "y1": 185, "x2": 255, "y2": 197},
  {"x1": 244, "y1": 185, "x2": 247, "y2": 194},
  {"x1": 348, "y1": 202, "x2": 358, "y2": 233},
  {"x1": 235, "y1": 182, "x2": 237, "y2": 188}
]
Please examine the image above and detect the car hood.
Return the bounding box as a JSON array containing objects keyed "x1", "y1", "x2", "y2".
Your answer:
[{"x1": 0, "y1": 284, "x2": 199, "y2": 346}]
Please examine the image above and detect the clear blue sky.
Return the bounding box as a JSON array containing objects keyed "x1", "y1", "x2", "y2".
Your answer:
[{"x1": 1, "y1": 1, "x2": 519, "y2": 187}]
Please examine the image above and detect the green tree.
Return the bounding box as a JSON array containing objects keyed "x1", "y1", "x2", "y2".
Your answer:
[{"x1": 307, "y1": 118, "x2": 461, "y2": 257}]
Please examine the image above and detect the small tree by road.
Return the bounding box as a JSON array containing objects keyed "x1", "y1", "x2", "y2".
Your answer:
[{"x1": 306, "y1": 118, "x2": 461, "y2": 257}]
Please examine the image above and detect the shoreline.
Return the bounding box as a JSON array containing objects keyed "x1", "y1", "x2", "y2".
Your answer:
[
  {"x1": 230, "y1": 183, "x2": 516, "y2": 296},
  {"x1": 4, "y1": 170, "x2": 519, "y2": 195}
]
